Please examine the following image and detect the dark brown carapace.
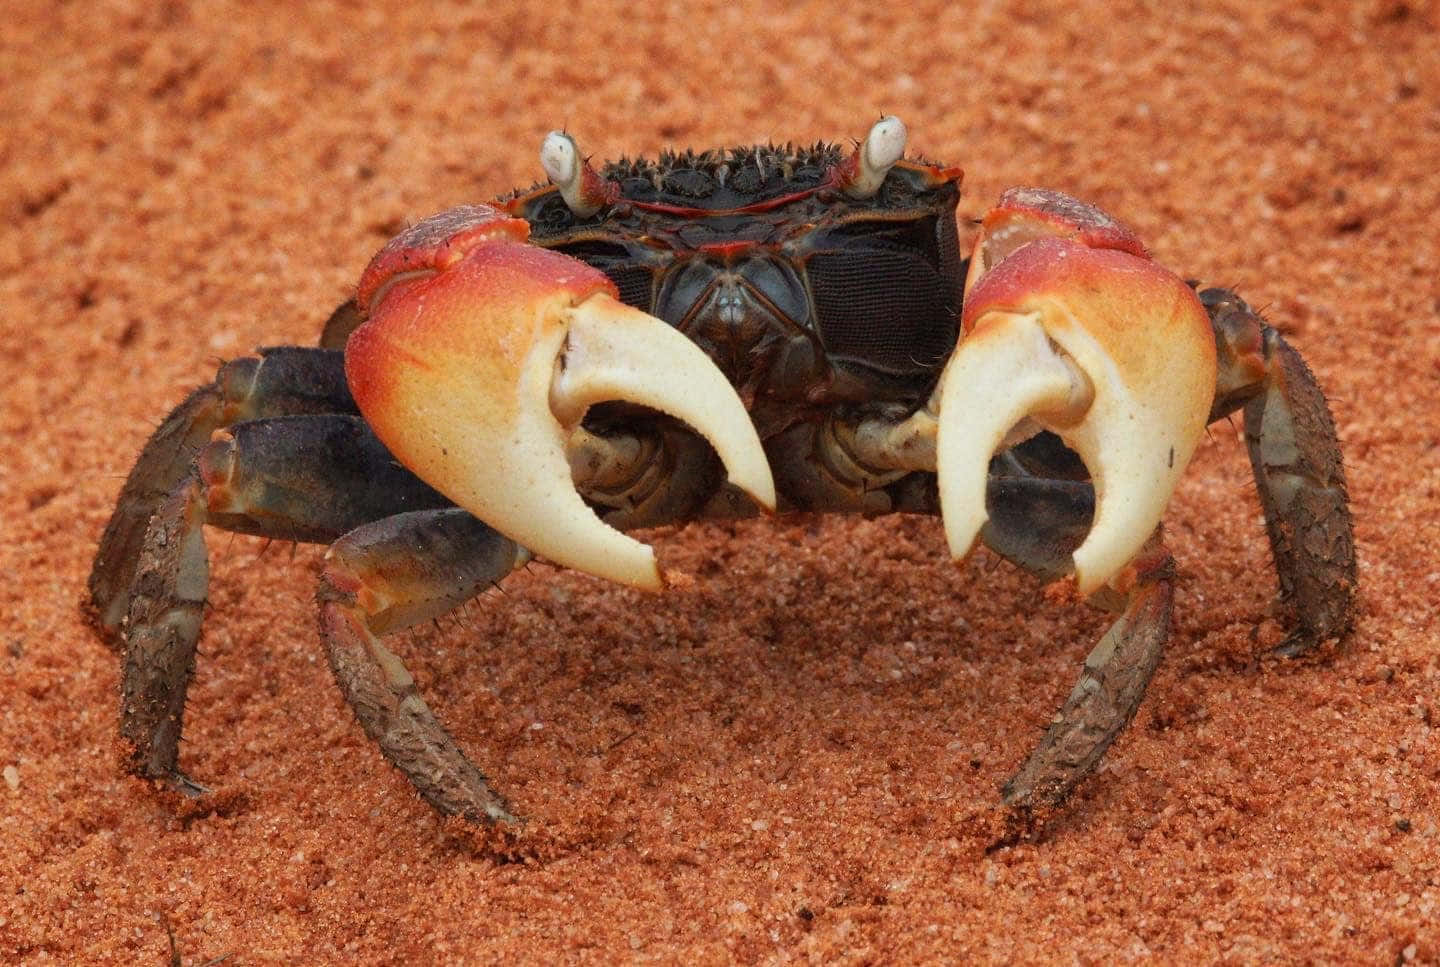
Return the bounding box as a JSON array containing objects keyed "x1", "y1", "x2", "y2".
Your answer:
[{"x1": 506, "y1": 137, "x2": 963, "y2": 404}]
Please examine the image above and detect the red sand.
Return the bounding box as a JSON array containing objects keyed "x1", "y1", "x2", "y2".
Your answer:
[{"x1": 3, "y1": 0, "x2": 1438, "y2": 962}]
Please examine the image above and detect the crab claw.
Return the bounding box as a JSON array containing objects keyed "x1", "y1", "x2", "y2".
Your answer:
[
  {"x1": 345, "y1": 204, "x2": 775, "y2": 591},
  {"x1": 937, "y1": 191, "x2": 1216, "y2": 594}
]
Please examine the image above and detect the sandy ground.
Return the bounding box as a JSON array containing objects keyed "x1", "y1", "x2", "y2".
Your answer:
[{"x1": 3, "y1": 0, "x2": 1439, "y2": 962}]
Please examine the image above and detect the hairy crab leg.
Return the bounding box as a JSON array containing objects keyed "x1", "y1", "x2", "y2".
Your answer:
[
  {"x1": 121, "y1": 481, "x2": 210, "y2": 792},
  {"x1": 88, "y1": 347, "x2": 357, "y2": 643},
  {"x1": 117, "y1": 413, "x2": 450, "y2": 792},
  {"x1": 317, "y1": 510, "x2": 528, "y2": 823},
  {"x1": 1001, "y1": 531, "x2": 1175, "y2": 808},
  {"x1": 1203, "y1": 287, "x2": 1356, "y2": 653}
]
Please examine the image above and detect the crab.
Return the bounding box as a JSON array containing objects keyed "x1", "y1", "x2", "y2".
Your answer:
[{"x1": 87, "y1": 117, "x2": 1356, "y2": 827}]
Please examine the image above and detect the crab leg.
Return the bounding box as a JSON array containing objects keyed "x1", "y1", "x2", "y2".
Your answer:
[
  {"x1": 319, "y1": 298, "x2": 364, "y2": 350},
  {"x1": 1204, "y1": 287, "x2": 1356, "y2": 652},
  {"x1": 117, "y1": 413, "x2": 449, "y2": 792},
  {"x1": 1001, "y1": 531, "x2": 1175, "y2": 808},
  {"x1": 981, "y1": 473, "x2": 1096, "y2": 583},
  {"x1": 936, "y1": 190, "x2": 1216, "y2": 595},
  {"x1": 318, "y1": 510, "x2": 527, "y2": 823},
  {"x1": 345, "y1": 205, "x2": 776, "y2": 592},
  {"x1": 88, "y1": 348, "x2": 357, "y2": 642}
]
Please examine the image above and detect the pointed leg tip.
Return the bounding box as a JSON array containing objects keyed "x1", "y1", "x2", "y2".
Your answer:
[
  {"x1": 965, "y1": 797, "x2": 1055, "y2": 854},
  {"x1": 1268, "y1": 625, "x2": 1345, "y2": 660},
  {"x1": 169, "y1": 773, "x2": 211, "y2": 798}
]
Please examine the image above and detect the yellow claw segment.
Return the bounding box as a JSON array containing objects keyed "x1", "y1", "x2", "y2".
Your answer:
[
  {"x1": 346, "y1": 209, "x2": 773, "y2": 591},
  {"x1": 939, "y1": 235, "x2": 1216, "y2": 595}
]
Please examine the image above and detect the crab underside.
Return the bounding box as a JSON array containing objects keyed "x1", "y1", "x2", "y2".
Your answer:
[{"x1": 88, "y1": 117, "x2": 1355, "y2": 830}]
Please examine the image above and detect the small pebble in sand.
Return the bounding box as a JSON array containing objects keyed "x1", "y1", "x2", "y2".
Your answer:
[{"x1": 3, "y1": 765, "x2": 17, "y2": 791}]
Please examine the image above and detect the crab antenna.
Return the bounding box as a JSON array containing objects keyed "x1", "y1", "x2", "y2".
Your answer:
[
  {"x1": 540, "y1": 131, "x2": 612, "y2": 218},
  {"x1": 840, "y1": 116, "x2": 908, "y2": 199}
]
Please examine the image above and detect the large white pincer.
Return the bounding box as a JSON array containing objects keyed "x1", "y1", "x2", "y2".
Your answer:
[{"x1": 936, "y1": 190, "x2": 1216, "y2": 594}]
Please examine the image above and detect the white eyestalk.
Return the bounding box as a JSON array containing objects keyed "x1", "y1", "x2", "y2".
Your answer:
[
  {"x1": 541, "y1": 131, "x2": 606, "y2": 218},
  {"x1": 843, "y1": 115, "x2": 908, "y2": 199}
]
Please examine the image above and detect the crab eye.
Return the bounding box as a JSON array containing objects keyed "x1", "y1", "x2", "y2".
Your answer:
[{"x1": 806, "y1": 215, "x2": 960, "y2": 379}]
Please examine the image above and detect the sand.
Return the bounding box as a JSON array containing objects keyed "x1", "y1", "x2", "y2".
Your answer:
[{"x1": 3, "y1": 0, "x2": 1438, "y2": 962}]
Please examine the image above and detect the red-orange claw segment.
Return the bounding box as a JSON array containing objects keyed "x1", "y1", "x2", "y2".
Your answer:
[
  {"x1": 937, "y1": 234, "x2": 1216, "y2": 596},
  {"x1": 963, "y1": 187, "x2": 1148, "y2": 297},
  {"x1": 354, "y1": 204, "x2": 536, "y2": 314},
  {"x1": 345, "y1": 206, "x2": 775, "y2": 592}
]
